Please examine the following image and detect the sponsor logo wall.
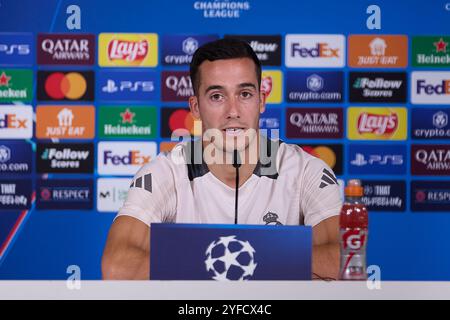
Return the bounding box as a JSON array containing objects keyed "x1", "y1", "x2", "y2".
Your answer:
[{"x1": 0, "y1": 31, "x2": 449, "y2": 215}]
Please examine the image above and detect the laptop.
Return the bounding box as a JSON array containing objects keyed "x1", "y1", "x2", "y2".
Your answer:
[{"x1": 150, "y1": 223, "x2": 312, "y2": 281}]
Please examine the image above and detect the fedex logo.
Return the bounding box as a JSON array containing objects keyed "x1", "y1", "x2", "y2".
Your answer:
[
  {"x1": 0, "y1": 105, "x2": 32, "y2": 139},
  {"x1": 412, "y1": 72, "x2": 450, "y2": 104},
  {"x1": 291, "y1": 42, "x2": 339, "y2": 58},
  {"x1": 416, "y1": 80, "x2": 450, "y2": 95},
  {"x1": 0, "y1": 113, "x2": 28, "y2": 129},
  {"x1": 285, "y1": 34, "x2": 345, "y2": 67},
  {"x1": 97, "y1": 142, "x2": 156, "y2": 176},
  {"x1": 103, "y1": 150, "x2": 150, "y2": 166}
]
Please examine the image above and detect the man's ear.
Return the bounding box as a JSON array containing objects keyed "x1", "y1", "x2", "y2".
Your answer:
[
  {"x1": 189, "y1": 95, "x2": 200, "y2": 119},
  {"x1": 259, "y1": 89, "x2": 267, "y2": 114}
]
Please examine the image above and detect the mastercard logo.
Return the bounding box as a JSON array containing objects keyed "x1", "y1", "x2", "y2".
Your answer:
[
  {"x1": 168, "y1": 109, "x2": 200, "y2": 136},
  {"x1": 44, "y1": 72, "x2": 87, "y2": 100},
  {"x1": 302, "y1": 145, "x2": 336, "y2": 169}
]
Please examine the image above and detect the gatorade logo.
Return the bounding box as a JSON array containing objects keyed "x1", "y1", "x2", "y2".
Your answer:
[
  {"x1": 343, "y1": 229, "x2": 366, "y2": 250},
  {"x1": 37, "y1": 71, "x2": 94, "y2": 101}
]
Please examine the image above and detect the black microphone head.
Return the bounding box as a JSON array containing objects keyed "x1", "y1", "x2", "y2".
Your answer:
[{"x1": 232, "y1": 149, "x2": 242, "y2": 168}]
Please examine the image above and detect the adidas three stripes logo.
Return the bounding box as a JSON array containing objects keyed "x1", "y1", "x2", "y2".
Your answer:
[
  {"x1": 319, "y1": 169, "x2": 338, "y2": 189},
  {"x1": 130, "y1": 173, "x2": 152, "y2": 193}
]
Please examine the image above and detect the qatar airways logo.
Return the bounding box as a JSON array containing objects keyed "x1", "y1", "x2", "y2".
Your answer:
[
  {"x1": 357, "y1": 112, "x2": 398, "y2": 135},
  {"x1": 108, "y1": 39, "x2": 148, "y2": 62}
]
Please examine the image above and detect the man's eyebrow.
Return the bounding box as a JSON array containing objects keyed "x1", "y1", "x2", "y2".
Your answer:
[
  {"x1": 238, "y1": 83, "x2": 257, "y2": 90},
  {"x1": 204, "y1": 85, "x2": 224, "y2": 94},
  {"x1": 203, "y1": 83, "x2": 258, "y2": 94}
]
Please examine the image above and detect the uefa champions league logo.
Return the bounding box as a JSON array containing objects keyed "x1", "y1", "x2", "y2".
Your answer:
[{"x1": 204, "y1": 235, "x2": 257, "y2": 281}]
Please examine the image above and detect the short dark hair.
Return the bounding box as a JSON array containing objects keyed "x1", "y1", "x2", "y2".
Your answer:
[{"x1": 190, "y1": 38, "x2": 262, "y2": 95}]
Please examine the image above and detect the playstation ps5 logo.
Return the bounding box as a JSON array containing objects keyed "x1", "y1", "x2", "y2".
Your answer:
[
  {"x1": 102, "y1": 80, "x2": 118, "y2": 93},
  {"x1": 433, "y1": 111, "x2": 448, "y2": 129},
  {"x1": 307, "y1": 74, "x2": 324, "y2": 92},
  {"x1": 351, "y1": 153, "x2": 404, "y2": 166},
  {"x1": 102, "y1": 79, "x2": 155, "y2": 93},
  {"x1": 182, "y1": 37, "x2": 198, "y2": 55}
]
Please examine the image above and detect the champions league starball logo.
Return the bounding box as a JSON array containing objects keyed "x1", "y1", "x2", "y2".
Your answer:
[{"x1": 204, "y1": 236, "x2": 257, "y2": 281}]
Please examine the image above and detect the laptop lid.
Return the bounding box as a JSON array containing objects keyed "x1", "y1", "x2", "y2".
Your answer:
[{"x1": 150, "y1": 223, "x2": 312, "y2": 281}]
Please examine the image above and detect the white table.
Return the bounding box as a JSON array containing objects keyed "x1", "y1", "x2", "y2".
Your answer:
[{"x1": 0, "y1": 281, "x2": 449, "y2": 300}]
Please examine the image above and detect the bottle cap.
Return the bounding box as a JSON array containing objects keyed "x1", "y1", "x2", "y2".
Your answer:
[{"x1": 345, "y1": 179, "x2": 363, "y2": 197}]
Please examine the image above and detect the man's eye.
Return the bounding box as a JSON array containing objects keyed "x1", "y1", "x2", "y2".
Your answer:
[
  {"x1": 241, "y1": 91, "x2": 253, "y2": 99},
  {"x1": 210, "y1": 93, "x2": 223, "y2": 101}
]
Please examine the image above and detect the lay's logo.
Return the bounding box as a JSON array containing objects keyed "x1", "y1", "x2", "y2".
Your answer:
[
  {"x1": 348, "y1": 107, "x2": 407, "y2": 140},
  {"x1": 357, "y1": 112, "x2": 398, "y2": 135},
  {"x1": 108, "y1": 39, "x2": 148, "y2": 62},
  {"x1": 99, "y1": 34, "x2": 158, "y2": 67}
]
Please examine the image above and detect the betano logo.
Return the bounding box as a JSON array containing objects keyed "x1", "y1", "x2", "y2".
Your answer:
[
  {"x1": 285, "y1": 34, "x2": 345, "y2": 67},
  {"x1": 348, "y1": 107, "x2": 407, "y2": 140},
  {"x1": 0, "y1": 105, "x2": 32, "y2": 139},
  {"x1": 348, "y1": 35, "x2": 408, "y2": 68},
  {"x1": 36, "y1": 106, "x2": 95, "y2": 139},
  {"x1": 99, "y1": 33, "x2": 158, "y2": 67},
  {"x1": 261, "y1": 70, "x2": 282, "y2": 104}
]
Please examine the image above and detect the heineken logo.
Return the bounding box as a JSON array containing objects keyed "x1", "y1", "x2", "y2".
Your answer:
[
  {"x1": 98, "y1": 106, "x2": 157, "y2": 139},
  {"x1": 434, "y1": 38, "x2": 448, "y2": 53},
  {"x1": 413, "y1": 36, "x2": 450, "y2": 67},
  {"x1": 0, "y1": 72, "x2": 11, "y2": 86},
  {"x1": 120, "y1": 108, "x2": 135, "y2": 124},
  {"x1": 0, "y1": 70, "x2": 32, "y2": 102}
]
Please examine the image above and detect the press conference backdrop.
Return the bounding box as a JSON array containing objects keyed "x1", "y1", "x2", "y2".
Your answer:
[{"x1": 0, "y1": 0, "x2": 449, "y2": 280}]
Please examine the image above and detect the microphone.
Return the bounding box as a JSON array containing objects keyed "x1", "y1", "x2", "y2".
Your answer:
[{"x1": 233, "y1": 150, "x2": 241, "y2": 224}]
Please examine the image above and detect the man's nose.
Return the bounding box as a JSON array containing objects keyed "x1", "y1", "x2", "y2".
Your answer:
[{"x1": 226, "y1": 96, "x2": 240, "y2": 119}]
